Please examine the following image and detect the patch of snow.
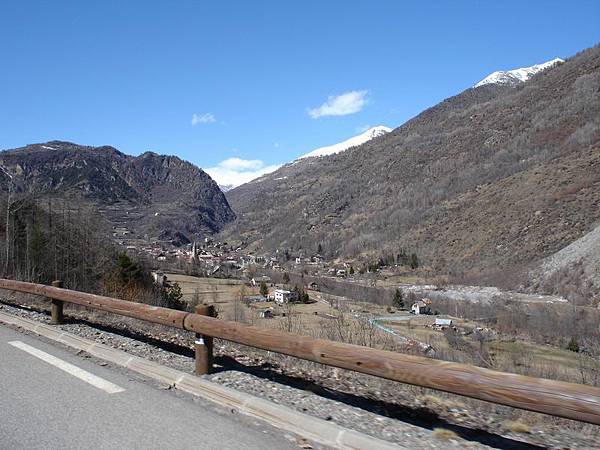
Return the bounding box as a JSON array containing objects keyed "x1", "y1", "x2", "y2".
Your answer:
[
  {"x1": 474, "y1": 58, "x2": 563, "y2": 88},
  {"x1": 296, "y1": 126, "x2": 392, "y2": 160},
  {"x1": 41, "y1": 145, "x2": 57, "y2": 150},
  {"x1": 218, "y1": 184, "x2": 235, "y2": 192},
  {"x1": 274, "y1": 176, "x2": 288, "y2": 180}
]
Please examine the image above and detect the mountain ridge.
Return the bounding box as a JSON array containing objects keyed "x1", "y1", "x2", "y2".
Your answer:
[
  {"x1": 297, "y1": 126, "x2": 392, "y2": 160},
  {"x1": 0, "y1": 141, "x2": 236, "y2": 242},
  {"x1": 474, "y1": 57, "x2": 564, "y2": 87}
]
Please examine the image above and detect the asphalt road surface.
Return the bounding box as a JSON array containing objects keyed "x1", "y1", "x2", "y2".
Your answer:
[{"x1": 0, "y1": 325, "x2": 299, "y2": 450}]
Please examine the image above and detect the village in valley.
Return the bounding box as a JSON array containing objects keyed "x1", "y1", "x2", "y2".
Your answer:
[{"x1": 126, "y1": 228, "x2": 589, "y2": 382}]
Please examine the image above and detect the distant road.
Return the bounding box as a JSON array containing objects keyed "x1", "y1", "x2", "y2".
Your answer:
[{"x1": 0, "y1": 326, "x2": 297, "y2": 450}]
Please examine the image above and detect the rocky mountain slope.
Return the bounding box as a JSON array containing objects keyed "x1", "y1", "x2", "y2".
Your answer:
[
  {"x1": 530, "y1": 221, "x2": 600, "y2": 304},
  {"x1": 0, "y1": 141, "x2": 235, "y2": 241},
  {"x1": 225, "y1": 44, "x2": 600, "y2": 282}
]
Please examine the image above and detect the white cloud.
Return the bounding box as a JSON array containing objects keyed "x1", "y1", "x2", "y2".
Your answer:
[
  {"x1": 308, "y1": 90, "x2": 368, "y2": 118},
  {"x1": 205, "y1": 157, "x2": 281, "y2": 191},
  {"x1": 217, "y1": 157, "x2": 263, "y2": 171},
  {"x1": 191, "y1": 113, "x2": 216, "y2": 125}
]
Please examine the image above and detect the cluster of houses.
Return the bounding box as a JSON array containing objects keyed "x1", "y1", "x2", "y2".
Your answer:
[{"x1": 124, "y1": 230, "x2": 365, "y2": 283}]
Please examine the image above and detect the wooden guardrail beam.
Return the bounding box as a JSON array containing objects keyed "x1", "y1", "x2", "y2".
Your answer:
[
  {"x1": 0, "y1": 279, "x2": 188, "y2": 329},
  {"x1": 1, "y1": 278, "x2": 599, "y2": 425},
  {"x1": 183, "y1": 313, "x2": 600, "y2": 424}
]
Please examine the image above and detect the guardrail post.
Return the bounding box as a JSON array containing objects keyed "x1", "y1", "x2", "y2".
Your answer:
[
  {"x1": 194, "y1": 304, "x2": 215, "y2": 375},
  {"x1": 49, "y1": 280, "x2": 64, "y2": 324}
]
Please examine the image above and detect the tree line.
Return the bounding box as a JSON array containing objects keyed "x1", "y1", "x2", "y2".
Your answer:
[{"x1": 0, "y1": 194, "x2": 183, "y2": 309}]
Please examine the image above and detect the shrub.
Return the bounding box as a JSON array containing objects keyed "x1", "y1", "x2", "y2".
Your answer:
[
  {"x1": 502, "y1": 420, "x2": 531, "y2": 433},
  {"x1": 567, "y1": 336, "x2": 580, "y2": 352},
  {"x1": 432, "y1": 428, "x2": 458, "y2": 441}
]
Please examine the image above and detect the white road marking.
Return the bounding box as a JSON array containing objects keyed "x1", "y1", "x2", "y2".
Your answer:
[{"x1": 8, "y1": 340, "x2": 125, "y2": 394}]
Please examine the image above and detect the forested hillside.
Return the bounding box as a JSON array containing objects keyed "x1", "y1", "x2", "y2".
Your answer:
[{"x1": 0, "y1": 141, "x2": 235, "y2": 241}]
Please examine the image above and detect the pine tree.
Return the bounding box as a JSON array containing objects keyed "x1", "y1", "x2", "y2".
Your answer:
[
  {"x1": 393, "y1": 288, "x2": 404, "y2": 309},
  {"x1": 164, "y1": 282, "x2": 185, "y2": 311},
  {"x1": 259, "y1": 280, "x2": 269, "y2": 297},
  {"x1": 301, "y1": 289, "x2": 310, "y2": 304},
  {"x1": 410, "y1": 253, "x2": 419, "y2": 269},
  {"x1": 283, "y1": 272, "x2": 290, "y2": 284},
  {"x1": 567, "y1": 336, "x2": 580, "y2": 353}
]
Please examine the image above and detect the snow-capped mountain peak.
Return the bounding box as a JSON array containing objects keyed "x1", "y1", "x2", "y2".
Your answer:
[
  {"x1": 474, "y1": 58, "x2": 563, "y2": 88},
  {"x1": 297, "y1": 126, "x2": 392, "y2": 160}
]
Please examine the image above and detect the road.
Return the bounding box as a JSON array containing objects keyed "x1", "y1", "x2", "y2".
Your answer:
[{"x1": 0, "y1": 326, "x2": 299, "y2": 450}]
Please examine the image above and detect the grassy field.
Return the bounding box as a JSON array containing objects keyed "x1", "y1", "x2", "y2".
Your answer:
[
  {"x1": 166, "y1": 274, "x2": 249, "y2": 303},
  {"x1": 381, "y1": 314, "x2": 584, "y2": 379},
  {"x1": 166, "y1": 274, "x2": 587, "y2": 382}
]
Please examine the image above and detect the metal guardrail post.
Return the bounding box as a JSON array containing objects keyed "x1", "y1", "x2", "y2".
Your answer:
[
  {"x1": 49, "y1": 280, "x2": 64, "y2": 324},
  {"x1": 194, "y1": 304, "x2": 215, "y2": 375}
]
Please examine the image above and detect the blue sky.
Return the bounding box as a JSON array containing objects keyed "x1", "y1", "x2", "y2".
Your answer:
[{"x1": 1, "y1": 1, "x2": 599, "y2": 186}]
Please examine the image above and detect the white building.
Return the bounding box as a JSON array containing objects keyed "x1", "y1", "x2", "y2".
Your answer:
[
  {"x1": 411, "y1": 300, "x2": 431, "y2": 315},
  {"x1": 151, "y1": 271, "x2": 167, "y2": 286},
  {"x1": 274, "y1": 289, "x2": 298, "y2": 304}
]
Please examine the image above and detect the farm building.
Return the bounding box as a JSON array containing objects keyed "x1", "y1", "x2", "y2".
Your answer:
[
  {"x1": 433, "y1": 318, "x2": 452, "y2": 329},
  {"x1": 243, "y1": 295, "x2": 267, "y2": 305},
  {"x1": 151, "y1": 271, "x2": 167, "y2": 287},
  {"x1": 258, "y1": 309, "x2": 274, "y2": 318},
  {"x1": 274, "y1": 289, "x2": 299, "y2": 304},
  {"x1": 411, "y1": 300, "x2": 431, "y2": 315}
]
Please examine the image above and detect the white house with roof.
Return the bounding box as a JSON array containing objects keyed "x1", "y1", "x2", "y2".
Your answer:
[
  {"x1": 411, "y1": 300, "x2": 431, "y2": 315},
  {"x1": 274, "y1": 289, "x2": 298, "y2": 304}
]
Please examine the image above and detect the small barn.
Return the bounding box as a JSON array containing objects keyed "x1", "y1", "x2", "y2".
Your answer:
[
  {"x1": 411, "y1": 300, "x2": 431, "y2": 315},
  {"x1": 433, "y1": 318, "x2": 453, "y2": 330}
]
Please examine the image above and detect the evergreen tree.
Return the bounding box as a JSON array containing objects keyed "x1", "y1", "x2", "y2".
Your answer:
[
  {"x1": 282, "y1": 272, "x2": 290, "y2": 284},
  {"x1": 301, "y1": 289, "x2": 310, "y2": 303},
  {"x1": 393, "y1": 288, "x2": 404, "y2": 309},
  {"x1": 259, "y1": 280, "x2": 269, "y2": 297},
  {"x1": 292, "y1": 284, "x2": 301, "y2": 302},
  {"x1": 349, "y1": 265, "x2": 354, "y2": 275},
  {"x1": 164, "y1": 282, "x2": 185, "y2": 310},
  {"x1": 115, "y1": 253, "x2": 143, "y2": 286},
  {"x1": 409, "y1": 252, "x2": 419, "y2": 269},
  {"x1": 567, "y1": 336, "x2": 580, "y2": 353}
]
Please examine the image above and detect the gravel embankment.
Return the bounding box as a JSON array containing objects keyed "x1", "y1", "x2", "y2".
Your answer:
[{"x1": 1, "y1": 298, "x2": 598, "y2": 450}]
